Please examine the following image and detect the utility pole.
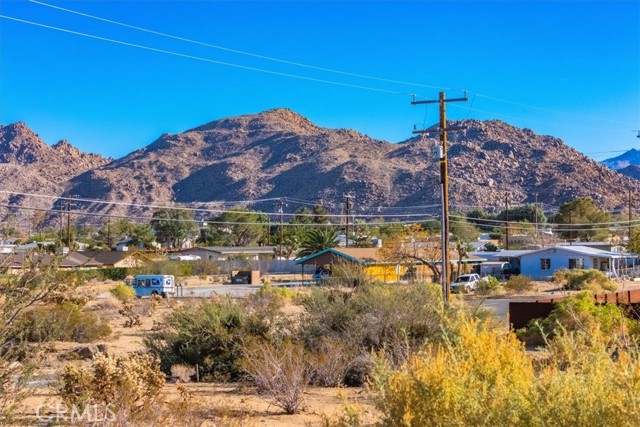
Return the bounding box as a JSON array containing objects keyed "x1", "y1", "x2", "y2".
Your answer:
[
  {"x1": 505, "y1": 194, "x2": 509, "y2": 250},
  {"x1": 629, "y1": 190, "x2": 633, "y2": 244},
  {"x1": 412, "y1": 91, "x2": 467, "y2": 306},
  {"x1": 66, "y1": 199, "x2": 72, "y2": 246},
  {"x1": 277, "y1": 198, "x2": 285, "y2": 261},
  {"x1": 344, "y1": 195, "x2": 354, "y2": 248},
  {"x1": 534, "y1": 193, "x2": 538, "y2": 237},
  {"x1": 107, "y1": 217, "x2": 112, "y2": 249}
]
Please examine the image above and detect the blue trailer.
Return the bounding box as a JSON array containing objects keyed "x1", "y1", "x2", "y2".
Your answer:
[{"x1": 132, "y1": 274, "x2": 175, "y2": 298}]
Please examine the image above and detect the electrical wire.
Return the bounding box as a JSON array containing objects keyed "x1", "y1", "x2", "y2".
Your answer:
[
  {"x1": 0, "y1": 15, "x2": 404, "y2": 95},
  {"x1": 28, "y1": 0, "x2": 453, "y2": 92}
]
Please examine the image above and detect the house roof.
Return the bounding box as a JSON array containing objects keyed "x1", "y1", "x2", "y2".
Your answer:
[
  {"x1": 472, "y1": 250, "x2": 534, "y2": 259},
  {"x1": 296, "y1": 247, "x2": 384, "y2": 265},
  {"x1": 81, "y1": 250, "x2": 136, "y2": 265},
  {"x1": 520, "y1": 245, "x2": 631, "y2": 259},
  {"x1": 180, "y1": 246, "x2": 276, "y2": 255}
]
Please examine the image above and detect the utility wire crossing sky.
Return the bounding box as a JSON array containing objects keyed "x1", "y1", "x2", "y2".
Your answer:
[{"x1": 0, "y1": 0, "x2": 638, "y2": 159}]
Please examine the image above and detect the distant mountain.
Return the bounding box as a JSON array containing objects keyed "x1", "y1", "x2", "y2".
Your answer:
[
  {"x1": 602, "y1": 148, "x2": 640, "y2": 170},
  {"x1": 617, "y1": 165, "x2": 640, "y2": 180},
  {"x1": 2, "y1": 110, "x2": 639, "y2": 227},
  {"x1": 0, "y1": 123, "x2": 110, "y2": 225}
]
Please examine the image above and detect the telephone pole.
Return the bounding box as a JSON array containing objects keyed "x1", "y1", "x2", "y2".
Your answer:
[
  {"x1": 534, "y1": 193, "x2": 538, "y2": 237},
  {"x1": 412, "y1": 91, "x2": 467, "y2": 306},
  {"x1": 629, "y1": 190, "x2": 633, "y2": 244},
  {"x1": 344, "y1": 195, "x2": 354, "y2": 248},
  {"x1": 276, "y1": 198, "x2": 285, "y2": 260},
  {"x1": 505, "y1": 194, "x2": 510, "y2": 250}
]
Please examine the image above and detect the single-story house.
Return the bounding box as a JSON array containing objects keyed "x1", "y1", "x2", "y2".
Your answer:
[
  {"x1": 175, "y1": 246, "x2": 277, "y2": 261},
  {"x1": 295, "y1": 247, "x2": 405, "y2": 282},
  {"x1": 80, "y1": 250, "x2": 148, "y2": 268},
  {"x1": 519, "y1": 245, "x2": 635, "y2": 280}
]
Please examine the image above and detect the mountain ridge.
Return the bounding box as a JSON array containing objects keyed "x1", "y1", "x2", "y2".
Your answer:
[{"x1": 1, "y1": 109, "x2": 638, "y2": 224}]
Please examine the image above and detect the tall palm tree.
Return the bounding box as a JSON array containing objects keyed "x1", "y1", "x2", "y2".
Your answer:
[{"x1": 297, "y1": 228, "x2": 339, "y2": 258}]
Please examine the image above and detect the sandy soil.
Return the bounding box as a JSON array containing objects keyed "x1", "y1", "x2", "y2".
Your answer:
[{"x1": 14, "y1": 276, "x2": 639, "y2": 426}]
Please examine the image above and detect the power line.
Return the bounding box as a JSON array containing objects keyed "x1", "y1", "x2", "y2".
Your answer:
[
  {"x1": 29, "y1": 0, "x2": 454, "y2": 92},
  {"x1": 0, "y1": 15, "x2": 403, "y2": 95}
]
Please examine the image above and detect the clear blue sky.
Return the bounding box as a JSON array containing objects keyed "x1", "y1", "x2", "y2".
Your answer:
[{"x1": 0, "y1": 0, "x2": 638, "y2": 160}]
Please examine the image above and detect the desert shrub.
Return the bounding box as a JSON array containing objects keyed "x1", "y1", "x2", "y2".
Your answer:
[
  {"x1": 516, "y1": 292, "x2": 638, "y2": 346},
  {"x1": 562, "y1": 269, "x2": 616, "y2": 292},
  {"x1": 306, "y1": 336, "x2": 354, "y2": 387},
  {"x1": 331, "y1": 261, "x2": 369, "y2": 287},
  {"x1": 297, "y1": 282, "x2": 446, "y2": 385},
  {"x1": 99, "y1": 268, "x2": 128, "y2": 281},
  {"x1": 241, "y1": 340, "x2": 309, "y2": 414},
  {"x1": 144, "y1": 298, "x2": 271, "y2": 381},
  {"x1": 371, "y1": 319, "x2": 535, "y2": 427},
  {"x1": 18, "y1": 302, "x2": 111, "y2": 343},
  {"x1": 0, "y1": 256, "x2": 66, "y2": 422},
  {"x1": 110, "y1": 283, "x2": 136, "y2": 302},
  {"x1": 133, "y1": 260, "x2": 192, "y2": 278},
  {"x1": 476, "y1": 275, "x2": 500, "y2": 295},
  {"x1": 189, "y1": 260, "x2": 221, "y2": 276},
  {"x1": 504, "y1": 275, "x2": 535, "y2": 294},
  {"x1": 59, "y1": 353, "x2": 165, "y2": 425},
  {"x1": 367, "y1": 315, "x2": 640, "y2": 427}
]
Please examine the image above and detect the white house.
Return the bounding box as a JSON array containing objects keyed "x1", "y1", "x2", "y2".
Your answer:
[{"x1": 519, "y1": 245, "x2": 633, "y2": 280}]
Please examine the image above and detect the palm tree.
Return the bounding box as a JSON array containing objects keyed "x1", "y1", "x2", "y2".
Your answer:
[{"x1": 297, "y1": 228, "x2": 339, "y2": 258}]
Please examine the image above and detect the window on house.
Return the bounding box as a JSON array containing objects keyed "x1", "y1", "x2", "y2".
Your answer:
[
  {"x1": 568, "y1": 258, "x2": 584, "y2": 269},
  {"x1": 540, "y1": 258, "x2": 551, "y2": 270}
]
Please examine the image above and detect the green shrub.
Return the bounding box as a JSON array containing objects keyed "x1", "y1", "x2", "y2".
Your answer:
[
  {"x1": 297, "y1": 283, "x2": 447, "y2": 385},
  {"x1": 110, "y1": 283, "x2": 136, "y2": 302},
  {"x1": 516, "y1": 292, "x2": 637, "y2": 346},
  {"x1": 144, "y1": 298, "x2": 272, "y2": 381},
  {"x1": 99, "y1": 267, "x2": 128, "y2": 281},
  {"x1": 367, "y1": 317, "x2": 640, "y2": 427},
  {"x1": 504, "y1": 275, "x2": 535, "y2": 294},
  {"x1": 18, "y1": 302, "x2": 111, "y2": 343},
  {"x1": 476, "y1": 276, "x2": 500, "y2": 295},
  {"x1": 554, "y1": 269, "x2": 616, "y2": 292}
]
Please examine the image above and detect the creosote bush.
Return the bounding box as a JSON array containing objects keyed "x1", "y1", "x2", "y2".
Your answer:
[
  {"x1": 475, "y1": 275, "x2": 500, "y2": 295},
  {"x1": 553, "y1": 268, "x2": 617, "y2": 292},
  {"x1": 504, "y1": 275, "x2": 535, "y2": 294},
  {"x1": 18, "y1": 301, "x2": 111, "y2": 343},
  {"x1": 144, "y1": 297, "x2": 275, "y2": 381},
  {"x1": 110, "y1": 283, "x2": 136, "y2": 302},
  {"x1": 517, "y1": 291, "x2": 637, "y2": 346}
]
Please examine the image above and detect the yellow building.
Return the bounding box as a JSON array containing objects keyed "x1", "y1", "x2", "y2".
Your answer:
[{"x1": 296, "y1": 247, "x2": 407, "y2": 283}]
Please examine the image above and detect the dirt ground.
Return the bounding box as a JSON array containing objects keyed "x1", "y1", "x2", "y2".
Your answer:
[
  {"x1": 15, "y1": 283, "x2": 376, "y2": 426},
  {"x1": 14, "y1": 276, "x2": 640, "y2": 426}
]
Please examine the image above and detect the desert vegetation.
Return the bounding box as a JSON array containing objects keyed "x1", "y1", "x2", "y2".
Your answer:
[{"x1": 2, "y1": 256, "x2": 640, "y2": 426}]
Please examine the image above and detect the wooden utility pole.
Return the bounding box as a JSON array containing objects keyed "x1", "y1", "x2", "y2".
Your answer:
[
  {"x1": 505, "y1": 194, "x2": 509, "y2": 250},
  {"x1": 534, "y1": 193, "x2": 538, "y2": 237},
  {"x1": 66, "y1": 199, "x2": 72, "y2": 246},
  {"x1": 412, "y1": 91, "x2": 467, "y2": 306},
  {"x1": 629, "y1": 190, "x2": 633, "y2": 243},
  {"x1": 107, "y1": 217, "x2": 112, "y2": 249},
  {"x1": 277, "y1": 198, "x2": 284, "y2": 260},
  {"x1": 344, "y1": 195, "x2": 354, "y2": 248}
]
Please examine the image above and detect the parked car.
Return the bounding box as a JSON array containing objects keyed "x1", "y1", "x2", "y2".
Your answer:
[{"x1": 451, "y1": 273, "x2": 481, "y2": 293}]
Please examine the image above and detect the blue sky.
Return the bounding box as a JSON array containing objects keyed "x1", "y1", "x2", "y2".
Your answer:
[{"x1": 0, "y1": 0, "x2": 638, "y2": 160}]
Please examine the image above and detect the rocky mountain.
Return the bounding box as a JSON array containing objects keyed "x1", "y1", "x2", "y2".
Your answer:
[
  {"x1": 617, "y1": 165, "x2": 640, "y2": 180},
  {"x1": 0, "y1": 123, "x2": 110, "y2": 226},
  {"x1": 602, "y1": 148, "x2": 640, "y2": 170},
  {"x1": 2, "y1": 110, "x2": 639, "y2": 227}
]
